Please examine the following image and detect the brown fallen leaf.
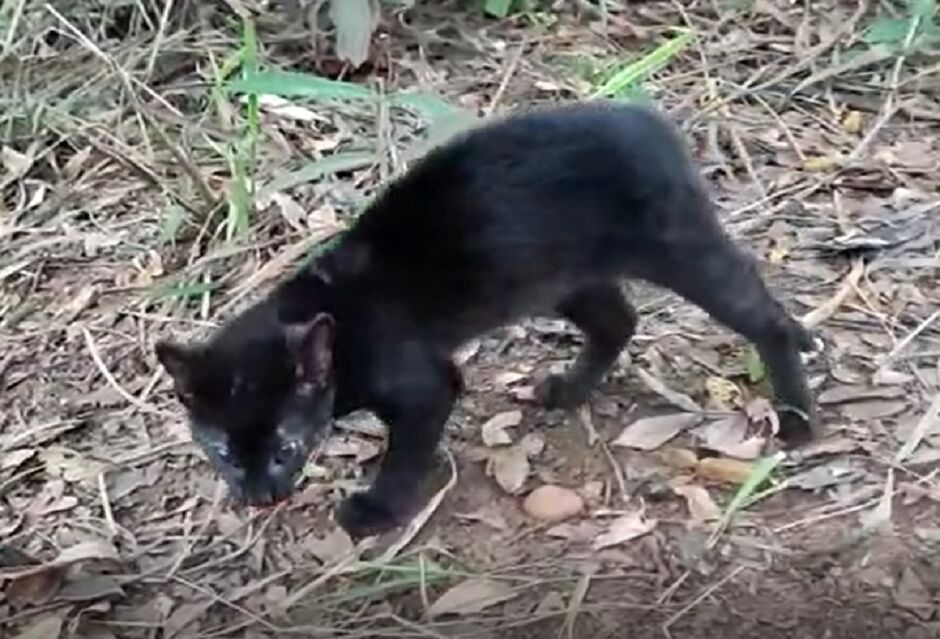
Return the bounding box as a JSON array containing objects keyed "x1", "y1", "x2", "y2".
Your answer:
[
  {"x1": 592, "y1": 509, "x2": 657, "y2": 550},
  {"x1": 872, "y1": 368, "x2": 914, "y2": 386},
  {"x1": 6, "y1": 566, "x2": 65, "y2": 607},
  {"x1": 165, "y1": 600, "x2": 210, "y2": 638},
  {"x1": 697, "y1": 415, "x2": 766, "y2": 460},
  {"x1": 427, "y1": 577, "x2": 517, "y2": 617},
  {"x1": 56, "y1": 574, "x2": 124, "y2": 602},
  {"x1": 481, "y1": 410, "x2": 522, "y2": 447},
  {"x1": 818, "y1": 385, "x2": 905, "y2": 405},
  {"x1": 1, "y1": 448, "x2": 36, "y2": 472},
  {"x1": 672, "y1": 484, "x2": 721, "y2": 525},
  {"x1": 840, "y1": 400, "x2": 907, "y2": 421},
  {"x1": 10, "y1": 615, "x2": 63, "y2": 639},
  {"x1": 634, "y1": 367, "x2": 702, "y2": 412},
  {"x1": 519, "y1": 432, "x2": 545, "y2": 457},
  {"x1": 894, "y1": 567, "x2": 933, "y2": 620},
  {"x1": 39, "y1": 447, "x2": 108, "y2": 484},
  {"x1": 523, "y1": 485, "x2": 584, "y2": 523},
  {"x1": 487, "y1": 445, "x2": 530, "y2": 494},
  {"x1": 696, "y1": 457, "x2": 755, "y2": 485},
  {"x1": 612, "y1": 413, "x2": 700, "y2": 451},
  {"x1": 303, "y1": 527, "x2": 355, "y2": 564},
  {"x1": 790, "y1": 436, "x2": 859, "y2": 460}
]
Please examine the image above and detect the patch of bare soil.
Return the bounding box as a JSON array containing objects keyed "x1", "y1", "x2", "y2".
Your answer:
[{"x1": 2, "y1": 1, "x2": 939, "y2": 637}]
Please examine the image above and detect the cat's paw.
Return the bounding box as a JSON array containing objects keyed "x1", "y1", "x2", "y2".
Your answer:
[
  {"x1": 533, "y1": 374, "x2": 588, "y2": 409},
  {"x1": 776, "y1": 407, "x2": 818, "y2": 448},
  {"x1": 336, "y1": 492, "x2": 402, "y2": 539}
]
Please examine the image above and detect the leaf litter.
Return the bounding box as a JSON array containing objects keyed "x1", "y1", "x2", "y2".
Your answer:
[{"x1": 3, "y1": 0, "x2": 940, "y2": 637}]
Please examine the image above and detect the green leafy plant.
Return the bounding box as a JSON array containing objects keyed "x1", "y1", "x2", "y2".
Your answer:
[
  {"x1": 208, "y1": 16, "x2": 262, "y2": 240},
  {"x1": 863, "y1": 0, "x2": 940, "y2": 53},
  {"x1": 590, "y1": 28, "x2": 695, "y2": 100}
]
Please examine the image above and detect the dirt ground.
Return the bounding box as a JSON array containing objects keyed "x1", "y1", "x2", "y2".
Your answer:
[{"x1": 2, "y1": 1, "x2": 940, "y2": 637}]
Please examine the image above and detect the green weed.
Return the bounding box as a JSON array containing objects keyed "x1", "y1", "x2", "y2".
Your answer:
[
  {"x1": 863, "y1": 0, "x2": 940, "y2": 53},
  {"x1": 590, "y1": 28, "x2": 695, "y2": 100}
]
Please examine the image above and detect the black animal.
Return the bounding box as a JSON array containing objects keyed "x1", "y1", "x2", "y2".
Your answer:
[{"x1": 156, "y1": 102, "x2": 817, "y2": 538}]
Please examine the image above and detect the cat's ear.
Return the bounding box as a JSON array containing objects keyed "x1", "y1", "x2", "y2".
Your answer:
[
  {"x1": 286, "y1": 313, "x2": 335, "y2": 393},
  {"x1": 156, "y1": 340, "x2": 200, "y2": 402}
]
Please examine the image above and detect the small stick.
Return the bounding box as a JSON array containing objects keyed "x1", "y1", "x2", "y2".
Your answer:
[
  {"x1": 97, "y1": 471, "x2": 118, "y2": 539},
  {"x1": 82, "y1": 327, "x2": 171, "y2": 417},
  {"x1": 801, "y1": 258, "x2": 865, "y2": 329},
  {"x1": 895, "y1": 394, "x2": 940, "y2": 464},
  {"x1": 486, "y1": 41, "x2": 526, "y2": 117},
  {"x1": 661, "y1": 565, "x2": 746, "y2": 632}
]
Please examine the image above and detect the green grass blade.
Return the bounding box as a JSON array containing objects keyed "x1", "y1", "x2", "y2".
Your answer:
[
  {"x1": 229, "y1": 70, "x2": 377, "y2": 101},
  {"x1": 590, "y1": 28, "x2": 694, "y2": 99},
  {"x1": 709, "y1": 452, "x2": 784, "y2": 545}
]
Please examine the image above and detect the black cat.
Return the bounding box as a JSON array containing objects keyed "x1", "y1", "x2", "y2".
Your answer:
[{"x1": 156, "y1": 101, "x2": 818, "y2": 538}]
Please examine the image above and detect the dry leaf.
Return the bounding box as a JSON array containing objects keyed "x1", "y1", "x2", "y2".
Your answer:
[
  {"x1": 481, "y1": 410, "x2": 522, "y2": 447},
  {"x1": 698, "y1": 416, "x2": 766, "y2": 460},
  {"x1": 519, "y1": 432, "x2": 545, "y2": 457},
  {"x1": 6, "y1": 566, "x2": 65, "y2": 606},
  {"x1": 2, "y1": 146, "x2": 33, "y2": 179},
  {"x1": 635, "y1": 368, "x2": 701, "y2": 412},
  {"x1": 612, "y1": 413, "x2": 699, "y2": 451},
  {"x1": 818, "y1": 385, "x2": 905, "y2": 405},
  {"x1": 872, "y1": 368, "x2": 913, "y2": 386},
  {"x1": 487, "y1": 446, "x2": 529, "y2": 494},
  {"x1": 786, "y1": 459, "x2": 860, "y2": 491},
  {"x1": 1, "y1": 448, "x2": 36, "y2": 472},
  {"x1": 10, "y1": 615, "x2": 63, "y2": 639},
  {"x1": 56, "y1": 541, "x2": 120, "y2": 565},
  {"x1": 696, "y1": 457, "x2": 755, "y2": 484},
  {"x1": 427, "y1": 578, "x2": 517, "y2": 617},
  {"x1": 894, "y1": 568, "x2": 933, "y2": 620},
  {"x1": 592, "y1": 510, "x2": 657, "y2": 550},
  {"x1": 165, "y1": 601, "x2": 209, "y2": 638},
  {"x1": 673, "y1": 484, "x2": 721, "y2": 525},
  {"x1": 705, "y1": 376, "x2": 742, "y2": 409},
  {"x1": 56, "y1": 574, "x2": 124, "y2": 601},
  {"x1": 64, "y1": 146, "x2": 93, "y2": 179},
  {"x1": 841, "y1": 400, "x2": 907, "y2": 421},
  {"x1": 269, "y1": 192, "x2": 307, "y2": 232},
  {"x1": 522, "y1": 485, "x2": 584, "y2": 523},
  {"x1": 303, "y1": 527, "x2": 355, "y2": 565}
]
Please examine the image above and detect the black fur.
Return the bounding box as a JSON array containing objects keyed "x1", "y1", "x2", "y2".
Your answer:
[{"x1": 157, "y1": 102, "x2": 817, "y2": 538}]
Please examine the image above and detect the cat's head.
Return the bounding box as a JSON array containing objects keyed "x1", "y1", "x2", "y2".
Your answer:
[{"x1": 156, "y1": 294, "x2": 337, "y2": 506}]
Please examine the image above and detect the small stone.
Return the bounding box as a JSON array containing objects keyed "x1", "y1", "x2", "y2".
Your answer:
[{"x1": 522, "y1": 485, "x2": 584, "y2": 523}]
